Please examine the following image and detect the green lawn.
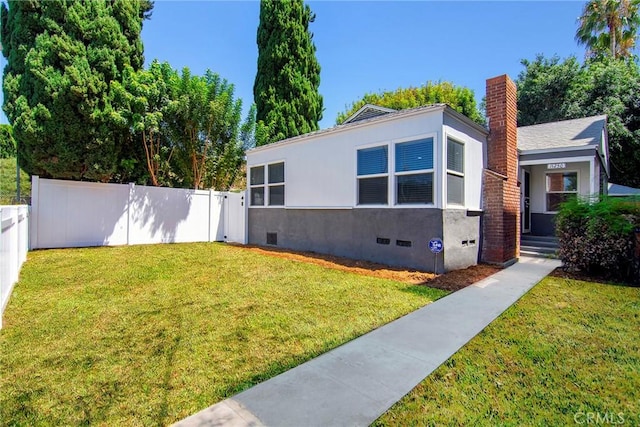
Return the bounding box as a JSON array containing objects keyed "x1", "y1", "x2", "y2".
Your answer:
[
  {"x1": 0, "y1": 243, "x2": 446, "y2": 425},
  {"x1": 0, "y1": 157, "x2": 30, "y2": 204},
  {"x1": 375, "y1": 275, "x2": 640, "y2": 426}
]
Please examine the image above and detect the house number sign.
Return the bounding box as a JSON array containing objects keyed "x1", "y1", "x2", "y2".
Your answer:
[{"x1": 547, "y1": 163, "x2": 566, "y2": 169}]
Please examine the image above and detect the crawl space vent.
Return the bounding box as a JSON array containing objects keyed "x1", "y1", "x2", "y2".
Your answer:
[{"x1": 266, "y1": 232, "x2": 278, "y2": 245}]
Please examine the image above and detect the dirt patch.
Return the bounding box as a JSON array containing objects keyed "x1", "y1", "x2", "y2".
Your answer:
[{"x1": 237, "y1": 244, "x2": 502, "y2": 292}]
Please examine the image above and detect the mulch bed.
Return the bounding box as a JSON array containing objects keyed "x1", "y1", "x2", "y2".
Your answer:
[{"x1": 236, "y1": 244, "x2": 503, "y2": 292}]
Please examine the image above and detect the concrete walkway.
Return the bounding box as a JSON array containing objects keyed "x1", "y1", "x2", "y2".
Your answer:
[{"x1": 175, "y1": 256, "x2": 561, "y2": 427}]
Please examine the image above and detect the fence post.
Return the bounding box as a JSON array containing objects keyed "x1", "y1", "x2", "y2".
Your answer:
[
  {"x1": 30, "y1": 175, "x2": 39, "y2": 249},
  {"x1": 127, "y1": 183, "x2": 134, "y2": 246}
]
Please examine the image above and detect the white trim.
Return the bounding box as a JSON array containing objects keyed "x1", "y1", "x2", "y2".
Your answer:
[
  {"x1": 285, "y1": 206, "x2": 353, "y2": 210},
  {"x1": 519, "y1": 155, "x2": 594, "y2": 166},
  {"x1": 544, "y1": 169, "x2": 579, "y2": 213},
  {"x1": 518, "y1": 145, "x2": 598, "y2": 155},
  {"x1": 445, "y1": 136, "x2": 465, "y2": 207},
  {"x1": 248, "y1": 160, "x2": 286, "y2": 207},
  {"x1": 589, "y1": 158, "x2": 596, "y2": 195}
]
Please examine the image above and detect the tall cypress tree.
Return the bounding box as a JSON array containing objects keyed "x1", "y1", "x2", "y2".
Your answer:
[
  {"x1": 1, "y1": 0, "x2": 152, "y2": 182},
  {"x1": 253, "y1": 0, "x2": 323, "y2": 145}
]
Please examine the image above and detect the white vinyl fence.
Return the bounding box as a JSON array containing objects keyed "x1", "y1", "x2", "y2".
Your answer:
[
  {"x1": 30, "y1": 176, "x2": 247, "y2": 249},
  {"x1": 1, "y1": 205, "x2": 29, "y2": 327}
]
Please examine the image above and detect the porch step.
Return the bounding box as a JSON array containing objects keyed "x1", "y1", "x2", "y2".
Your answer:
[{"x1": 521, "y1": 235, "x2": 559, "y2": 258}]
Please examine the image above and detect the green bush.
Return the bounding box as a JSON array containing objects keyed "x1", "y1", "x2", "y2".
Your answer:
[
  {"x1": 0, "y1": 125, "x2": 15, "y2": 159},
  {"x1": 556, "y1": 196, "x2": 640, "y2": 285}
]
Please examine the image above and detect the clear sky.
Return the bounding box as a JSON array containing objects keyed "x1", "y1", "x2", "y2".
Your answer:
[{"x1": 1, "y1": 1, "x2": 591, "y2": 129}]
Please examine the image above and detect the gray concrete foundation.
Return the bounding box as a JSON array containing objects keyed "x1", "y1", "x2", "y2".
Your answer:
[{"x1": 248, "y1": 208, "x2": 480, "y2": 272}]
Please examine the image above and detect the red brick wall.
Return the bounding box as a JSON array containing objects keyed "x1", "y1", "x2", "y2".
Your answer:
[{"x1": 482, "y1": 75, "x2": 520, "y2": 264}]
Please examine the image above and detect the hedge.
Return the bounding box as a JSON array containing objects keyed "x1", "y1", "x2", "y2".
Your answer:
[{"x1": 556, "y1": 196, "x2": 640, "y2": 285}]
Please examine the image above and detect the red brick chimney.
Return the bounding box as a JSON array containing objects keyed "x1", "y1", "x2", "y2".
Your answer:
[{"x1": 482, "y1": 75, "x2": 520, "y2": 265}]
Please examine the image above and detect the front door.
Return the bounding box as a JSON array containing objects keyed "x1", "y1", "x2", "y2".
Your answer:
[{"x1": 522, "y1": 170, "x2": 531, "y2": 233}]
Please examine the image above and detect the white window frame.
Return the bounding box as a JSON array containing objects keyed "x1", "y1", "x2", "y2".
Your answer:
[
  {"x1": 393, "y1": 135, "x2": 435, "y2": 206},
  {"x1": 446, "y1": 137, "x2": 465, "y2": 207},
  {"x1": 249, "y1": 164, "x2": 266, "y2": 207},
  {"x1": 355, "y1": 142, "x2": 390, "y2": 207},
  {"x1": 545, "y1": 170, "x2": 578, "y2": 213},
  {"x1": 249, "y1": 161, "x2": 286, "y2": 208}
]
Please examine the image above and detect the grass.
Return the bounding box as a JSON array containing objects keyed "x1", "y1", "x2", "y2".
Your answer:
[
  {"x1": 0, "y1": 243, "x2": 446, "y2": 425},
  {"x1": 0, "y1": 157, "x2": 30, "y2": 204},
  {"x1": 375, "y1": 275, "x2": 640, "y2": 426}
]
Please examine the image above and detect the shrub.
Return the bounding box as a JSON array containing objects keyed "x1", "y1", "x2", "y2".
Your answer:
[{"x1": 556, "y1": 196, "x2": 640, "y2": 285}]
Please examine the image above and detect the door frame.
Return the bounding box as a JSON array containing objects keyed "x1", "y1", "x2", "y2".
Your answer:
[{"x1": 522, "y1": 169, "x2": 531, "y2": 234}]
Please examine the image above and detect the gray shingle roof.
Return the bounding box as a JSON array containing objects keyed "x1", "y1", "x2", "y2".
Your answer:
[
  {"x1": 608, "y1": 183, "x2": 640, "y2": 196},
  {"x1": 343, "y1": 104, "x2": 397, "y2": 123},
  {"x1": 517, "y1": 115, "x2": 607, "y2": 151}
]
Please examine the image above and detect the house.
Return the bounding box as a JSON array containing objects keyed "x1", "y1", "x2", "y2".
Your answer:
[
  {"x1": 245, "y1": 75, "x2": 610, "y2": 272},
  {"x1": 517, "y1": 115, "x2": 609, "y2": 236}
]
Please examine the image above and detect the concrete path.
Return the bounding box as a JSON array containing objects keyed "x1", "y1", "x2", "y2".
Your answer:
[{"x1": 175, "y1": 256, "x2": 561, "y2": 427}]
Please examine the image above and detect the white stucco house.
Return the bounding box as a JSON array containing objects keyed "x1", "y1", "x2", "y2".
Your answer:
[{"x1": 245, "y1": 75, "x2": 613, "y2": 272}]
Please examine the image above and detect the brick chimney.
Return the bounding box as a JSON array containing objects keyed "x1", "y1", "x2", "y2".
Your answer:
[{"x1": 482, "y1": 75, "x2": 520, "y2": 265}]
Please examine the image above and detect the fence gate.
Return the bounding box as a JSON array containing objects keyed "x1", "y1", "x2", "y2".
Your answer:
[{"x1": 223, "y1": 192, "x2": 247, "y2": 244}]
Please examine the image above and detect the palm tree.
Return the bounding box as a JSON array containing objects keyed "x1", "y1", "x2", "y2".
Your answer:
[{"x1": 576, "y1": 0, "x2": 640, "y2": 59}]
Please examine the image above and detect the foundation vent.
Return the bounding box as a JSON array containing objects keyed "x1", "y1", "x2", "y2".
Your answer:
[
  {"x1": 376, "y1": 237, "x2": 390, "y2": 245},
  {"x1": 396, "y1": 240, "x2": 412, "y2": 247},
  {"x1": 266, "y1": 232, "x2": 277, "y2": 245}
]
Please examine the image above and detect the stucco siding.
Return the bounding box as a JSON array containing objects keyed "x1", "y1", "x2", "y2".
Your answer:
[
  {"x1": 249, "y1": 208, "x2": 450, "y2": 272},
  {"x1": 247, "y1": 112, "x2": 445, "y2": 209}
]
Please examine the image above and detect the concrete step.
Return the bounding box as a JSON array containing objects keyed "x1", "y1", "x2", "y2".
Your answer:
[
  {"x1": 521, "y1": 244, "x2": 559, "y2": 259},
  {"x1": 521, "y1": 239, "x2": 559, "y2": 249},
  {"x1": 521, "y1": 234, "x2": 559, "y2": 244}
]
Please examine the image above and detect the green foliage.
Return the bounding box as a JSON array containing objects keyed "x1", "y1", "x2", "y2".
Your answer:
[
  {"x1": 254, "y1": 0, "x2": 323, "y2": 145},
  {"x1": 336, "y1": 81, "x2": 484, "y2": 126},
  {"x1": 575, "y1": 0, "x2": 640, "y2": 60},
  {"x1": 0, "y1": 124, "x2": 15, "y2": 158},
  {"x1": 0, "y1": 157, "x2": 30, "y2": 204},
  {"x1": 164, "y1": 68, "x2": 250, "y2": 190},
  {"x1": 517, "y1": 55, "x2": 640, "y2": 187},
  {"x1": 1, "y1": 0, "x2": 152, "y2": 182},
  {"x1": 556, "y1": 196, "x2": 640, "y2": 284},
  {"x1": 112, "y1": 60, "x2": 177, "y2": 187}
]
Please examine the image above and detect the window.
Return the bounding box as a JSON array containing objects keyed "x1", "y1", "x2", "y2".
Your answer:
[
  {"x1": 357, "y1": 146, "x2": 388, "y2": 205},
  {"x1": 268, "y1": 162, "x2": 285, "y2": 206},
  {"x1": 447, "y1": 138, "x2": 464, "y2": 205},
  {"x1": 250, "y1": 162, "x2": 285, "y2": 206},
  {"x1": 395, "y1": 138, "x2": 433, "y2": 204},
  {"x1": 546, "y1": 171, "x2": 577, "y2": 211},
  {"x1": 250, "y1": 166, "x2": 265, "y2": 206}
]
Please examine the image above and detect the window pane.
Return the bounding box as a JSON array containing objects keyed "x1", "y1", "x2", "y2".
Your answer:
[
  {"x1": 447, "y1": 173, "x2": 464, "y2": 204},
  {"x1": 564, "y1": 173, "x2": 577, "y2": 191},
  {"x1": 395, "y1": 138, "x2": 433, "y2": 172},
  {"x1": 269, "y1": 185, "x2": 285, "y2": 206},
  {"x1": 397, "y1": 173, "x2": 433, "y2": 204},
  {"x1": 251, "y1": 187, "x2": 264, "y2": 206},
  {"x1": 357, "y1": 146, "x2": 388, "y2": 175},
  {"x1": 250, "y1": 166, "x2": 264, "y2": 185},
  {"x1": 547, "y1": 193, "x2": 576, "y2": 211},
  {"x1": 358, "y1": 177, "x2": 388, "y2": 205},
  {"x1": 447, "y1": 139, "x2": 464, "y2": 173},
  {"x1": 268, "y1": 162, "x2": 285, "y2": 184},
  {"x1": 548, "y1": 172, "x2": 577, "y2": 192}
]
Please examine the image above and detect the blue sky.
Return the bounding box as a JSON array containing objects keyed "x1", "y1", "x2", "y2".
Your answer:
[{"x1": 1, "y1": 1, "x2": 590, "y2": 128}]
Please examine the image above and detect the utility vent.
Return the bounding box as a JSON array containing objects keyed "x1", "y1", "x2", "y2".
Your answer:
[
  {"x1": 396, "y1": 239, "x2": 412, "y2": 247},
  {"x1": 266, "y1": 232, "x2": 277, "y2": 245},
  {"x1": 376, "y1": 237, "x2": 390, "y2": 245}
]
